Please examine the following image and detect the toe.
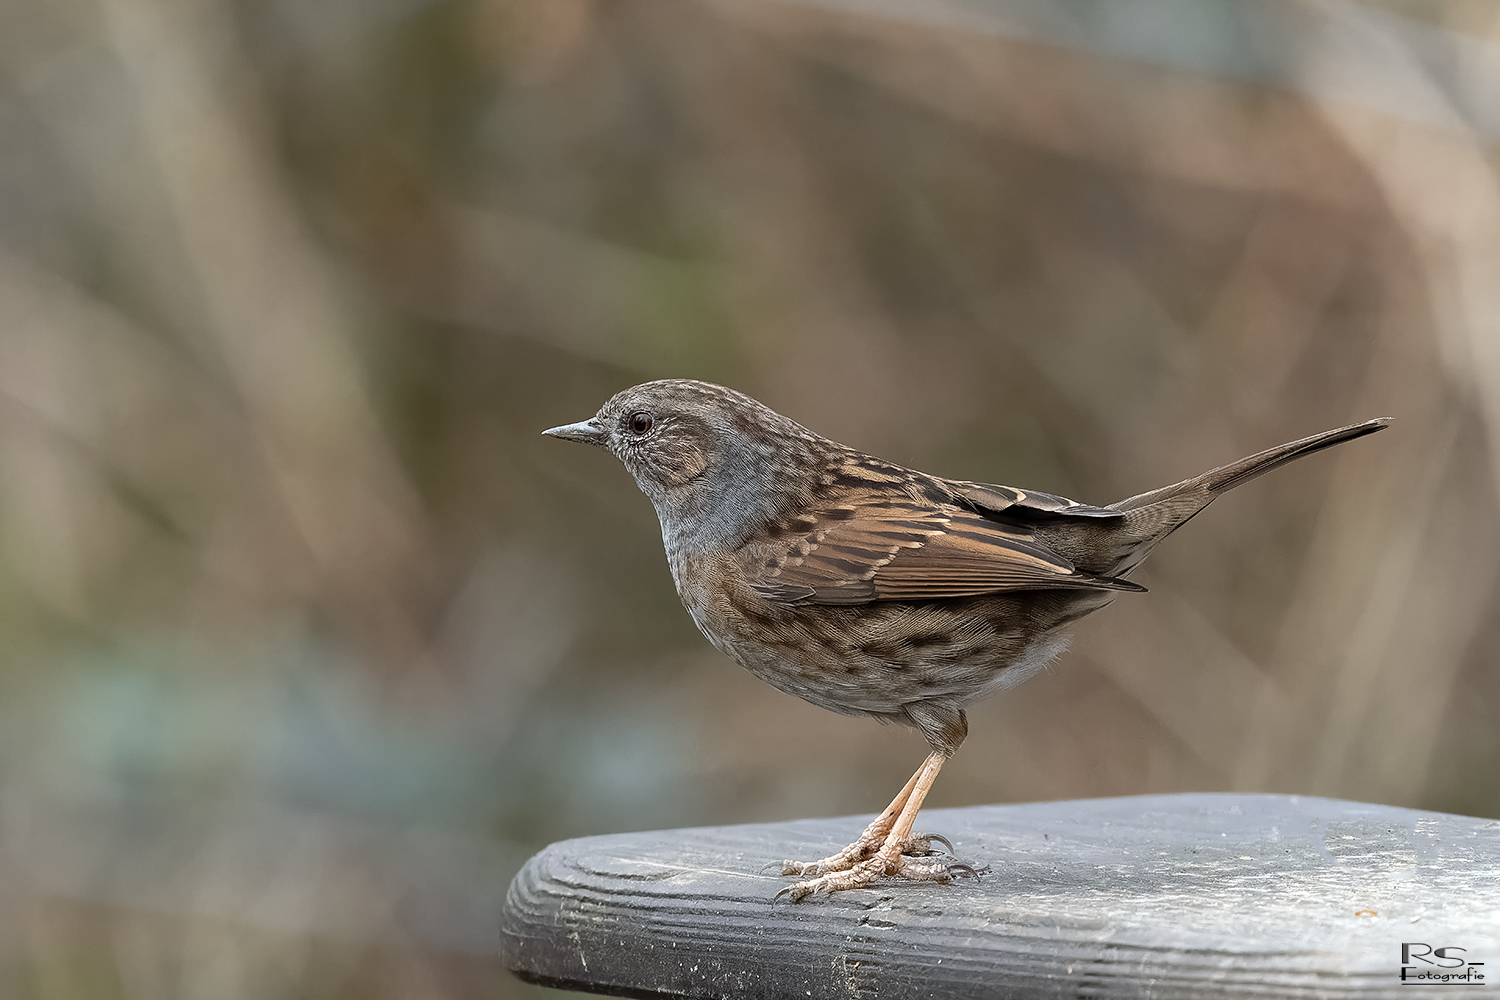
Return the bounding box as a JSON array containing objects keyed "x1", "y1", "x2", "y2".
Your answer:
[
  {"x1": 902, "y1": 832, "x2": 954, "y2": 856},
  {"x1": 891, "y1": 855, "x2": 956, "y2": 882},
  {"x1": 774, "y1": 883, "x2": 812, "y2": 903},
  {"x1": 770, "y1": 851, "x2": 985, "y2": 900},
  {"x1": 772, "y1": 857, "x2": 886, "y2": 901}
]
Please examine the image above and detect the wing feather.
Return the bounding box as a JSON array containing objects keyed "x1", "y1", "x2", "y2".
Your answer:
[
  {"x1": 955, "y1": 482, "x2": 1124, "y2": 520},
  {"x1": 742, "y1": 495, "x2": 1142, "y2": 606}
]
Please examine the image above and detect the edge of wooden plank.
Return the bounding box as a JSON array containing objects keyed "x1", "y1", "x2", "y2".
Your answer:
[{"x1": 502, "y1": 793, "x2": 1500, "y2": 999}]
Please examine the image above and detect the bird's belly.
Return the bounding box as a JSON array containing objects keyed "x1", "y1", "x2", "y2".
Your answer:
[{"x1": 670, "y1": 551, "x2": 1101, "y2": 718}]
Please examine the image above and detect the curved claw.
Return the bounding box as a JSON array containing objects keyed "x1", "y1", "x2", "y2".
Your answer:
[
  {"x1": 773, "y1": 884, "x2": 809, "y2": 903},
  {"x1": 948, "y1": 862, "x2": 984, "y2": 881},
  {"x1": 921, "y1": 833, "x2": 954, "y2": 855},
  {"x1": 901, "y1": 832, "x2": 954, "y2": 857}
]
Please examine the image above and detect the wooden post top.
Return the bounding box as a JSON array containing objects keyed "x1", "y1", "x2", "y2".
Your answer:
[{"x1": 502, "y1": 793, "x2": 1499, "y2": 998}]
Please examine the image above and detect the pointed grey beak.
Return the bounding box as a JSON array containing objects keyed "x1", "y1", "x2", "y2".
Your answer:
[{"x1": 542, "y1": 417, "x2": 607, "y2": 446}]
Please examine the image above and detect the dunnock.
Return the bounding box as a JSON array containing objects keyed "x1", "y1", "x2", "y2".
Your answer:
[{"x1": 544, "y1": 380, "x2": 1388, "y2": 900}]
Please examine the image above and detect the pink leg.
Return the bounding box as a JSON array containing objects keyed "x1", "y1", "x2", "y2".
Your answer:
[{"x1": 778, "y1": 751, "x2": 971, "y2": 901}]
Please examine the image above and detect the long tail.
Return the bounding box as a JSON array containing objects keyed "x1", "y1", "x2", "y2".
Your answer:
[{"x1": 1105, "y1": 417, "x2": 1391, "y2": 573}]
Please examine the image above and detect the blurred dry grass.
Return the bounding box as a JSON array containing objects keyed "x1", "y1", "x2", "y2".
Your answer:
[{"x1": 1, "y1": 0, "x2": 1498, "y2": 996}]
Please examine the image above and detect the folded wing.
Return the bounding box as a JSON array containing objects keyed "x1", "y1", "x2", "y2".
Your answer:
[{"x1": 742, "y1": 497, "x2": 1142, "y2": 607}]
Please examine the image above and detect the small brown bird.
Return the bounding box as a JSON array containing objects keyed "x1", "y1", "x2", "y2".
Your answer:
[{"x1": 544, "y1": 380, "x2": 1389, "y2": 900}]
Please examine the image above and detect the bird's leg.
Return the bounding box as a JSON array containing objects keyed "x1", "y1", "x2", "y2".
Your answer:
[
  {"x1": 778, "y1": 760, "x2": 925, "y2": 877},
  {"x1": 778, "y1": 750, "x2": 972, "y2": 901}
]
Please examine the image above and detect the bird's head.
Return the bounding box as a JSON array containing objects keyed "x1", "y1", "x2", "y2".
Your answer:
[{"x1": 543, "y1": 379, "x2": 831, "y2": 550}]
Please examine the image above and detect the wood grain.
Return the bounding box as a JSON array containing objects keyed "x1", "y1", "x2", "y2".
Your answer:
[{"x1": 502, "y1": 794, "x2": 1499, "y2": 998}]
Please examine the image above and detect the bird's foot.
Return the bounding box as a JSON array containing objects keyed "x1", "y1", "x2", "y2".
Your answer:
[
  {"x1": 777, "y1": 831, "x2": 952, "y2": 877},
  {"x1": 775, "y1": 852, "x2": 981, "y2": 902}
]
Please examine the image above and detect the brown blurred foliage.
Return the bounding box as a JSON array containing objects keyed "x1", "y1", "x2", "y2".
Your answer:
[{"x1": 0, "y1": 0, "x2": 1497, "y2": 996}]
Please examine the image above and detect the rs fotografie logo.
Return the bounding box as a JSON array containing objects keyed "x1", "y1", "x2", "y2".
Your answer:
[{"x1": 1401, "y1": 943, "x2": 1487, "y2": 986}]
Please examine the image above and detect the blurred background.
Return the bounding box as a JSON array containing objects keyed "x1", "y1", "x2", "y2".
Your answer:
[{"x1": 1, "y1": 0, "x2": 1498, "y2": 995}]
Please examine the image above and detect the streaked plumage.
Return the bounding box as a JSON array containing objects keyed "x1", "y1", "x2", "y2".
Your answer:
[{"x1": 544, "y1": 379, "x2": 1390, "y2": 899}]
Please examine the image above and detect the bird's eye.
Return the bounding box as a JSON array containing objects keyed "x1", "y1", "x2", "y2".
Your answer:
[{"x1": 629, "y1": 411, "x2": 654, "y2": 435}]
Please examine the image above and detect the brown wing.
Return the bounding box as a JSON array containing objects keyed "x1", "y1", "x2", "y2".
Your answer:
[
  {"x1": 953, "y1": 482, "x2": 1124, "y2": 520},
  {"x1": 741, "y1": 499, "x2": 1144, "y2": 607}
]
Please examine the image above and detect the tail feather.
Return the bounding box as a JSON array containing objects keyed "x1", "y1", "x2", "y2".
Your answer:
[
  {"x1": 1114, "y1": 417, "x2": 1392, "y2": 512},
  {"x1": 1104, "y1": 416, "x2": 1391, "y2": 574}
]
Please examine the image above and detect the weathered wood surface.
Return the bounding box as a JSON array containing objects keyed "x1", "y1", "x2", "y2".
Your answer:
[{"x1": 502, "y1": 793, "x2": 1500, "y2": 999}]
